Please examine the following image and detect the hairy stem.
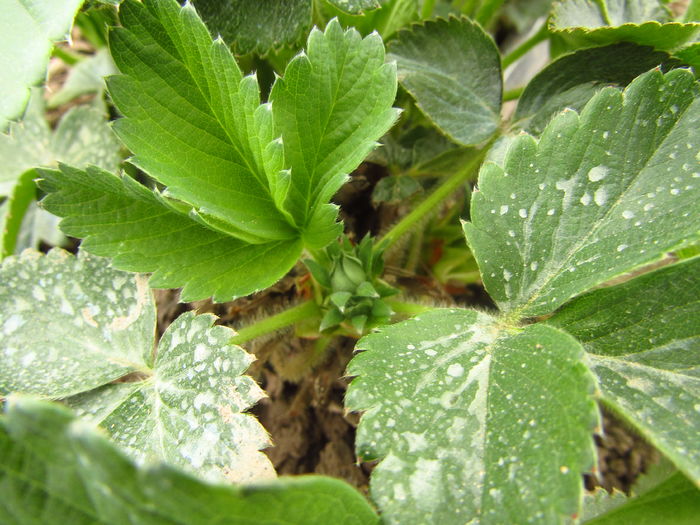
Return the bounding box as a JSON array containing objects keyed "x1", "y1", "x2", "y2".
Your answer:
[
  {"x1": 503, "y1": 86, "x2": 525, "y2": 102},
  {"x1": 386, "y1": 299, "x2": 434, "y2": 315},
  {"x1": 379, "y1": 144, "x2": 491, "y2": 250},
  {"x1": 501, "y1": 21, "x2": 549, "y2": 70},
  {"x1": 229, "y1": 300, "x2": 321, "y2": 345}
]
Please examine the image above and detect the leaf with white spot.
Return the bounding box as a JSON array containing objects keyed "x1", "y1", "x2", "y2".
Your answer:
[
  {"x1": 464, "y1": 69, "x2": 700, "y2": 317},
  {"x1": 0, "y1": 90, "x2": 121, "y2": 196},
  {"x1": 0, "y1": 0, "x2": 83, "y2": 129},
  {"x1": 0, "y1": 250, "x2": 275, "y2": 482},
  {"x1": 0, "y1": 249, "x2": 155, "y2": 399},
  {"x1": 65, "y1": 312, "x2": 275, "y2": 484},
  {"x1": 0, "y1": 397, "x2": 380, "y2": 525},
  {"x1": 550, "y1": 0, "x2": 700, "y2": 51},
  {"x1": 549, "y1": 257, "x2": 700, "y2": 483},
  {"x1": 346, "y1": 309, "x2": 598, "y2": 524},
  {"x1": 387, "y1": 17, "x2": 502, "y2": 145}
]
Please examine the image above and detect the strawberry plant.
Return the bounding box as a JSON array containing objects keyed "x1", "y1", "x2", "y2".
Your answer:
[{"x1": 1, "y1": 0, "x2": 700, "y2": 523}]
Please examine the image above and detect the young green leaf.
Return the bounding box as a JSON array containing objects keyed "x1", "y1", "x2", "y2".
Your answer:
[
  {"x1": 346, "y1": 309, "x2": 598, "y2": 524},
  {"x1": 190, "y1": 0, "x2": 312, "y2": 55},
  {"x1": 0, "y1": 397, "x2": 380, "y2": 525},
  {"x1": 514, "y1": 43, "x2": 674, "y2": 133},
  {"x1": 464, "y1": 69, "x2": 700, "y2": 317},
  {"x1": 39, "y1": 165, "x2": 303, "y2": 302},
  {"x1": 387, "y1": 17, "x2": 502, "y2": 146},
  {"x1": 270, "y1": 19, "x2": 399, "y2": 247},
  {"x1": 548, "y1": 258, "x2": 700, "y2": 483},
  {"x1": 108, "y1": 0, "x2": 297, "y2": 244},
  {"x1": 584, "y1": 472, "x2": 700, "y2": 524},
  {"x1": 65, "y1": 311, "x2": 275, "y2": 484},
  {"x1": 0, "y1": 0, "x2": 83, "y2": 129},
  {"x1": 550, "y1": 0, "x2": 700, "y2": 51},
  {"x1": 0, "y1": 249, "x2": 155, "y2": 399},
  {"x1": 0, "y1": 250, "x2": 275, "y2": 482},
  {"x1": 0, "y1": 92, "x2": 120, "y2": 196}
]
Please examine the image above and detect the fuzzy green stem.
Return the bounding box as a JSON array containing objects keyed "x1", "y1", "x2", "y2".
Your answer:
[
  {"x1": 503, "y1": 86, "x2": 525, "y2": 102},
  {"x1": 379, "y1": 144, "x2": 490, "y2": 250},
  {"x1": 475, "y1": 0, "x2": 506, "y2": 28},
  {"x1": 386, "y1": 299, "x2": 434, "y2": 315},
  {"x1": 421, "y1": 0, "x2": 436, "y2": 18},
  {"x1": 501, "y1": 22, "x2": 549, "y2": 69},
  {"x1": 229, "y1": 300, "x2": 321, "y2": 345},
  {"x1": 51, "y1": 46, "x2": 81, "y2": 66}
]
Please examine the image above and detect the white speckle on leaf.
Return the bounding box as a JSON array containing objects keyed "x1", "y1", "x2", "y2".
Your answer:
[
  {"x1": 518, "y1": 209, "x2": 527, "y2": 218},
  {"x1": 194, "y1": 344, "x2": 210, "y2": 362},
  {"x1": 587, "y1": 165, "x2": 609, "y2": 182},
  {"x1": 622, "y1": 210, "x2": 634, "y2": 219},
  {"x1": 503, "y1": 270, "x2": 512, "y2": 282},
  {"x1": 617, "y1": 244, "x2": 628, "y2": 252},
  {"x1": 447, "y1": 363, "x2": 464, "y2": 377},
  {"x1": 594, "y1": 186, "x2": 608, "y2": 206},
  {"x1": 580, "y1": 193, "x2": 592, "y2": 206},
  {"x1": 500, "y1": 205, "x2": 509, "y2": 215}
]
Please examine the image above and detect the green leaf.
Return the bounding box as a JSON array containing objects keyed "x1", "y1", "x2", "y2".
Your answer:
[
  {"x1": 39, "y1": 165, "x2": 303, "y2": 301},
  {"x1": 0, "y1": 397, "x2": 380, "y2": 525},
  {"x1": 515, "y1": 43, "x2": 674, "y2": 134},
  {"x1": 0, "y1": 91, "x2": 121, "y2": 196},
  {"x1": 269, "y1": 19, "x2": 399, "y2": 247},
  {"x1": 675, "y1": 42, "x2": 700, "y2": 73},
  {"x1": 108, "y1": 0, "x2": 297, "y2": 244},
  {"x1": 548, "y1": 258, "x2": 700, "y2": 482},
  {"x1": 47, "y1": 49, "x2": 117, "y2": 108},
  {"x1": 584, "y1": 472, "x2": 700, "y2": 524},
  {"x1": 65, "y1": 311, "x2": 275, "y2": 484},
  {"x1": 463, "y1": 69, "x2": 700, "y2": 317},
  {"x1": 549, "y1": 257, "x2": 700, "y2": 376},
  {"x1": 346, "y1": 309, "x2": 598, "y2": 524},
  {"x1": 550, "y1": 0, "x2": 700, "y2": 51},
  {"x1": 0, "y1": 249, "x2": 275, "y2": 481},
  {"x1": 372, "y1": 175, "x2": 422, "y2": 205},
  {"x1": 189, "y1": 0, "x2": 312, "y2": 55},
  {"x1": 1, "y1": 169, "x2": 37, "y2": 259},
  {"x1": 0, "y1": 249, "x2": 155, "y2": 399},
  {"x1": 387, "y1": 17, "x2": 502, "y2": 146},
  {"x1": 0, "y1": 0, "x2": 83, "y2": 129}
]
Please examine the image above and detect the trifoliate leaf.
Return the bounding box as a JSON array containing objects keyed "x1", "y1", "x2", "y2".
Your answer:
[
  {"x1": 0, "y1": 397, "x2": 380, "y2": 525},
  {"x1": 584, "y1": 472, "x2": 700, "y2": 524},
  {"x1": 387, "y1": 17, "x2": 502, "y2": 145},
  {"x1": 464, "y1": 69, "x2": 700, "y2": 317},
  {"x1": 108, "y1": 0, "x2": 297, "y2": 244},
  {"x1": 270, "y1": 19, "x2": 399, "y2": 247},
  {"x1": 550, "y1": 0, "x2": 700, "y2": 51},
  {"x1": 39, "y1": 165, "x2": 303, "y2": 301},
  {"x1": 346, "y1": 309, "x2": 598, "y2": 524},
  {"x1": 0, "y1": 249, "x2": 155, "y2": 399},
  {"x1": 0, "y1": 250, "x2": 275, "y2": 482},
  {"x1": 549, "y1": 258, "x2": 700, "y2": 482},
  {"x1": 65, "y1": 312, "x2": 275, "y2": 484},
  {"x1": 0, "y1": 0, "x2": 83, "y2": 129},
  {"x1": 47, "y1": 49, "x2": 117, "y2": 108},
  {"x1": 190, "y1": 0, "x2": 312, "y2": 55},
  {"x1": 514, "y1": 43, "x2": 674, "y2": 134}
]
